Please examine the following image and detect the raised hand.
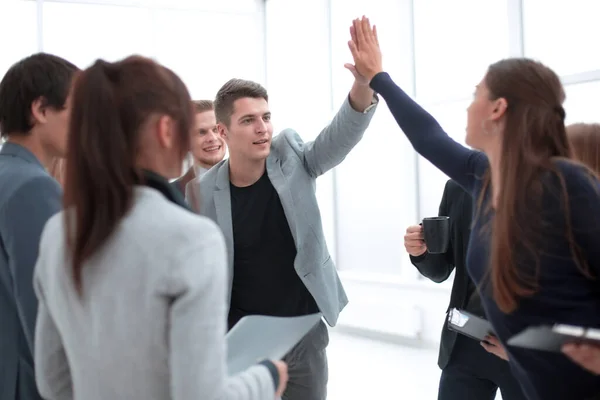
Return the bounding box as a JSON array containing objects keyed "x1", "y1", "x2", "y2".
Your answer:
[{"x1": 346, "y1": 16, "x2": 383, "y2": 82}]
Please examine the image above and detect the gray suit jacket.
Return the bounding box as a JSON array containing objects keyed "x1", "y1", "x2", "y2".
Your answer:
[
  {"x1": 34, "y1": 187, "x2": 276, "y2": 400},
  {"x1": 0, "y1": 142, "x2": 62, "y2": 400},
  {"x1": 187, "y1": 97, "x2": 376, "y2": 326}
]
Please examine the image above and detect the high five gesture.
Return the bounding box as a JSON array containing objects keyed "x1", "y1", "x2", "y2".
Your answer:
[{"x1": 347, "y1": 16, "x2": 383, "y2": 82}]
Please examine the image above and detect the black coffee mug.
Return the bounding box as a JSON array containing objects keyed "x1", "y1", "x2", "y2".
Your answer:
[{"x1": 422, "y1": 216, "x2": 450, "y2": 254}]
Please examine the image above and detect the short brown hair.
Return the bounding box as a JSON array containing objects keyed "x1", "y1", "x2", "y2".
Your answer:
[
  {"x1": 567, "y1": 123, "x2": 600, "y2": 175},
  {"x1": 192, "y1": 99, "x2": 213, "y2": 114},
  {"x1": 0, "y1": 53, "x2": 78, "y2": 137},
  {"x1": 214, "y1": 78, "x2": 268, "y2": 126}
]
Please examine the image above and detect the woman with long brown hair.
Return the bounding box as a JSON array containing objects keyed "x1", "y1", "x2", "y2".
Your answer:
[
  {"x1": 32, "y1": 56, "x2": 287, "y2": 399},
  {"x1": 348, "y1": 16, "x2": 600, "y2": 400}
]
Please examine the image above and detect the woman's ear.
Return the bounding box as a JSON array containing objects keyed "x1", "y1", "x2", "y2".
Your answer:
[{"x1": 490, "y1": 97, "x2": 508, "y2": 122}]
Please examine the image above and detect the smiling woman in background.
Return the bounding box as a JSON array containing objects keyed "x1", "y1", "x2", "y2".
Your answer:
[{"x1": 32, "y1": 55, "x2": 287, "y2": 400}]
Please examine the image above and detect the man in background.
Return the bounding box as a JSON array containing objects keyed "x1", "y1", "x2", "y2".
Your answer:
[
  {"x1": 405, "y1": 179, "x2": 526, "y2": 400},
  {"x1": 172, "y1": 100, "x2": 226, "y2": 196},
  {"x1": 0, "y1": 53, "x2": 78, "y2": 400}
]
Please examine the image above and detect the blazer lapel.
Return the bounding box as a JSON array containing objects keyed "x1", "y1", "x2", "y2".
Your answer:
[
  {"x1": 266, "y1": 156, "x2": 301, "y2": 248},
  {"x1": 214, "y1": 162, "x2": 235, "y2": 275}
]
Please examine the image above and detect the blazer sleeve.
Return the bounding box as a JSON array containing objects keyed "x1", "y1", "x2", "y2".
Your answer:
[
  {"x1": 34, "y1": 263, "x2": 73, "y2": 400},
  {"x1": 410, "y1": 180, "x2": 456, "y2": 283},
  {"x1": 164, "y1": 222, "x2": 277, "y2": 400},
  {"x1": 283, "y1": 96, "x2": 377, "y2": 178},
  {"x1": 0, "y1": 176, "x2": 62, "y2": 354}
]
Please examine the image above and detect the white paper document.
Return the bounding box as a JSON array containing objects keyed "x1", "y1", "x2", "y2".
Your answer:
[{"x1": 226, "y1": 313, "x2": 322, "y2": 375}]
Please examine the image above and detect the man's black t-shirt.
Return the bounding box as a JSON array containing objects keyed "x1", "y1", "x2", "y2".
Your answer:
[{"x1": 227, "y1": 172, "x2": 318, "y2": 329}]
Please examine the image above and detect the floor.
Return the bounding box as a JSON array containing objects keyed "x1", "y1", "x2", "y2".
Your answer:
[{"x1": 327, "y1": 330, "x2": 503, "y2": 399}]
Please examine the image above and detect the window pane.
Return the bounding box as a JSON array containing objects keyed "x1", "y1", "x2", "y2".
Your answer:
[
  {"x1": 0, "y1": 1, "x2": 38, "y2": 77},
  {"x1": 335, "y1": 109, "x2": 419, "y2": 275},
  {"x1": 265, "y1": 0, "x2": 330, "y2": 139},
  {"x1": 330, "y1": 0, "x2": 415, "y2": 105},
  {"x1": 330, "y1": 0, "x2": 418, "y2": 276},
  {"x1": 413, "y1": 0, "x2": 510, "y2": 103},
  {"x1": 154, "y1": 9, "x2": 264, "y2": 100},
  {"x1": 564, "y1": 80, "x2": 600, "y2": 125},
  {"x1": 42, "y1": 3, "x2": 154, "y2": 68},
  {"x1": 523, "y1": 0, "x2": 600, "y2": 76},
  {"x1": 417, "y1": 100, "x2": 470, "y2": 219}
]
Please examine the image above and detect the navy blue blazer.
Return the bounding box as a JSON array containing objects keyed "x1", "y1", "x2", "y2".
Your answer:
[{"x1": 0, "y1": 142, "x2": 62, "y2": 400}]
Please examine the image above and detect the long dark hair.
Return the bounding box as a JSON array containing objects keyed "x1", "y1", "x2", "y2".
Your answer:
[
  {"x1": 480, "y1": 58, "x2": 594, "y2": 313},
  {"x1": 64, "y1": 56, "x2": 193, "y2": 293}
]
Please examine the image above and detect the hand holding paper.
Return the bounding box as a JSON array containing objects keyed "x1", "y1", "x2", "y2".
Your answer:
[{"x1": 226, "y1": 313, "x2": 322, "y2": 376}]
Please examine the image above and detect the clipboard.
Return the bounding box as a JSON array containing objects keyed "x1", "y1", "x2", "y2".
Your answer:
[
  {"x1": 225, "y1": 313, "x2": 322, "y2": 375},
  {"x1": 447, "y1": 308, "x2": 495, "y2": 342},
  {"x1": 507, "y1": 324, "x2": 600, "y2": 352}
]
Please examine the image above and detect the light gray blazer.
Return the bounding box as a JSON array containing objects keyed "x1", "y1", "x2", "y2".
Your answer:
[
  {"x1": 187, "y1": 97, "x2": 377, "y2": 326},
  {"x1": 33, "y1": 187, "x2": 276, "y2": 400}
]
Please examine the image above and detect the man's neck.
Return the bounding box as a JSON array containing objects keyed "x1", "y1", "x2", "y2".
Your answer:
[
  {"x1": 228, "y1": 157, "x2": 266, "y2": 187},
  {"x1": 6, "y1": 134, "x2": 52, "y2": 167},
  {"x1": 194, "y1": 160, "x2": 213, "y2": 171}
]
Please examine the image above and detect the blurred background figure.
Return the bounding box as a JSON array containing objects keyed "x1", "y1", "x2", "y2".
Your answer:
[{"x1": 172, "y1": 100, "x2": 226, "y2": 196}]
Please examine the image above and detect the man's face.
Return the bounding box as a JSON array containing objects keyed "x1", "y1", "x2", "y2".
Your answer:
[
  {"x1": 36, "y1": 92, "x2": 73, "y2": 159},
  {"x1": 190, "y1": 109, "x2": 226, "y2": 168},
  {"x1": 219, "y1": 97, "x2": 273, "y2": 162}
]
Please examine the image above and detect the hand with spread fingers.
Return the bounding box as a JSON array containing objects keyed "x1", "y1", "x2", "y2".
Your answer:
[{"x1": 346, "y1": 16, "x2": 383, "y2": 83}]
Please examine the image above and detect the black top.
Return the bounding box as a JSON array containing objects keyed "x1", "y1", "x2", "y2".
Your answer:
[
  {"x1": 372, "y1": 72, "x2": 600, "y2": 400},
  {"x1": 228, "y1": 171, "x2": 318, "y2": 329},
  {"x1": 411, "y1": 179, "x2": 482, "y2": 368}
]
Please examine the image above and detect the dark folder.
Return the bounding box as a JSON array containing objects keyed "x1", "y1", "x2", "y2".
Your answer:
[
  {"x1": 507, "y1": 324, "x2": 600, "y2": 352},
  {"x1": 447, "y1": 308, "x2": 495, "y2": 342}
]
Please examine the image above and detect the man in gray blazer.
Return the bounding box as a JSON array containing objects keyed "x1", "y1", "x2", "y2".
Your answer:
[
  {"x1": 187, "y1": 76, "x2": 377, "y2": 400},
  {"x1": 0, "y1": 53, "x2": 78, "y2": 400}
]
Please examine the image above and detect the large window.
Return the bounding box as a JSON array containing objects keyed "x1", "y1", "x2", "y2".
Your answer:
[
  {"x1": 30, "y1": 0, "x2": 265, "y2": 99},
  {"x1": 523, "y1": 0, "x2": 600, "y2": 76}
]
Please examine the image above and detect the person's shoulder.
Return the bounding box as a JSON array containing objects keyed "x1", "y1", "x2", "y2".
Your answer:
[
  {"x1": 554, "y1": 158, "x2": 599, "y2": 191},
  {"x1": 199, "y1": 160, "x2": 226, "y2": 187},
  {"x1": 129, "y1": 188, "x2": 224, "y2": 252}
]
